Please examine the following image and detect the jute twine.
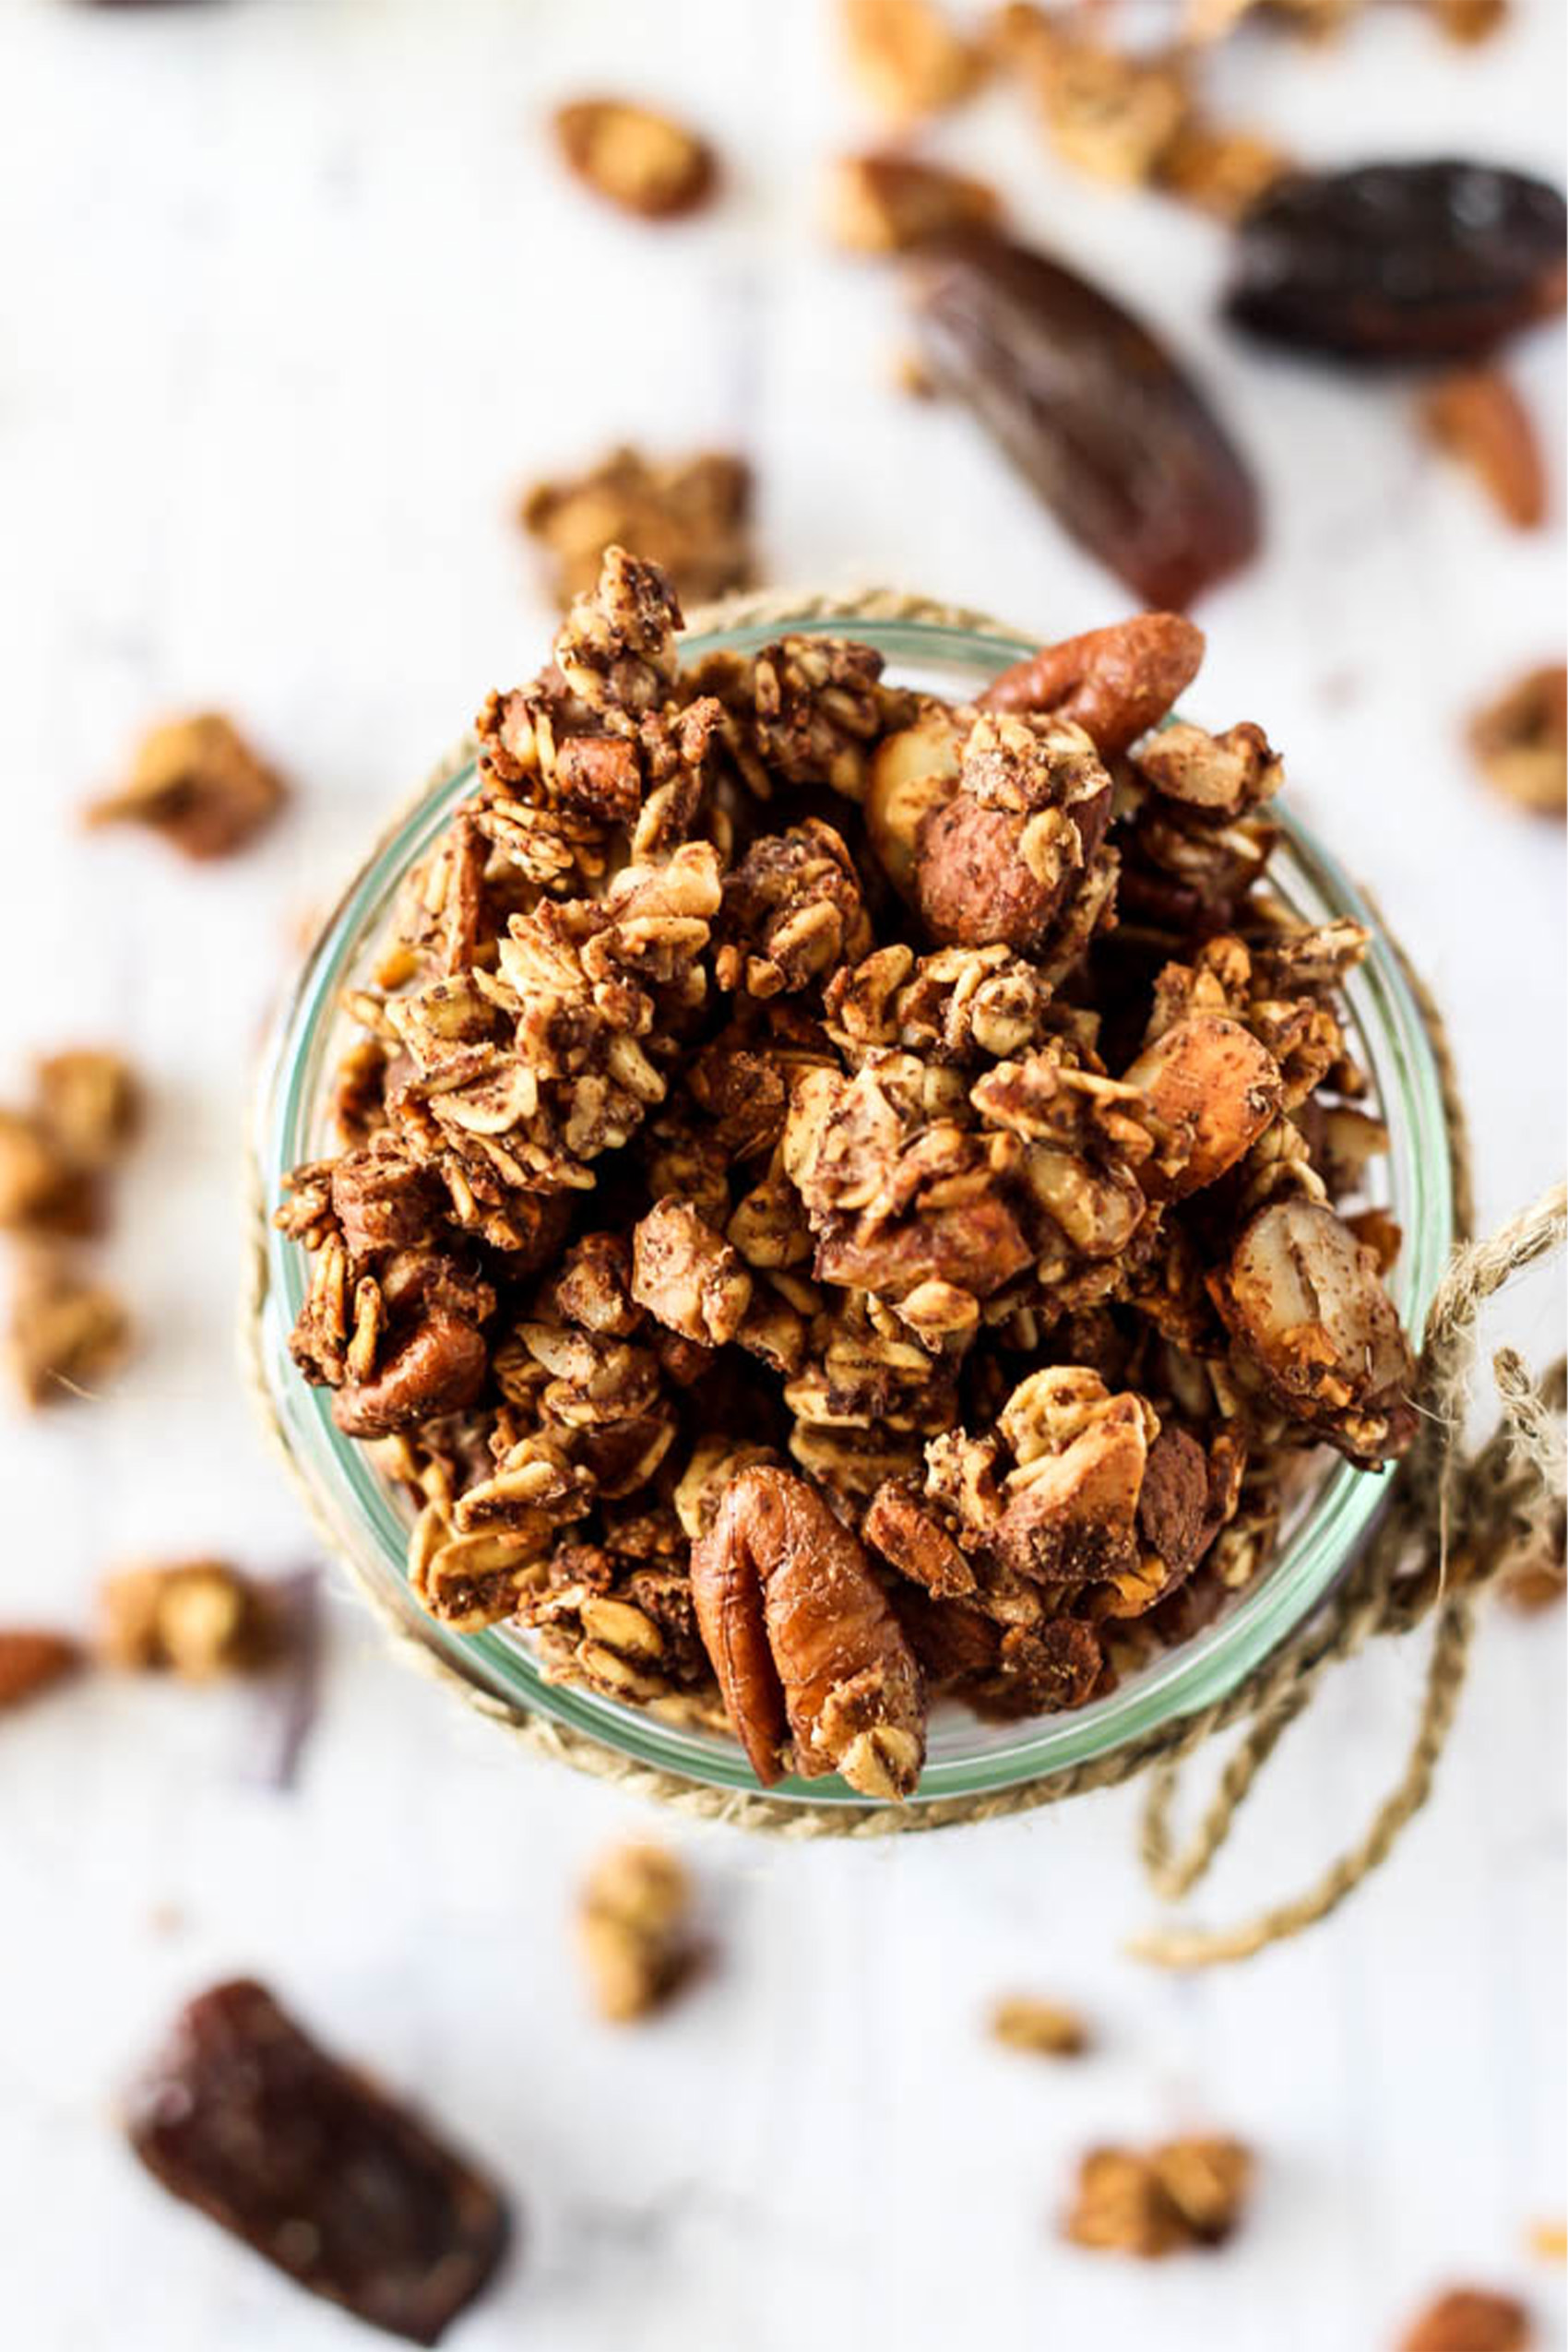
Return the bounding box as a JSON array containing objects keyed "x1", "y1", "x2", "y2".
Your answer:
[{"x1": 246, "y1": 586, "x2": 1567, "y2": 1969}]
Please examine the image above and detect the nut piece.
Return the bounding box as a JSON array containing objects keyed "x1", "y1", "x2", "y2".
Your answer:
[
  {"x1": 1209, "y1": 1199, "x2": 1417, "y2": 1465},
  {"x1": 826, "y1": 152, "x2": 1002, "y2": 254},
  {"x1": 989, "y1": 1370, "x2": 1153, "y2": 1585},
  {"x1": 840, "y1": 0, "x2": 984, "y2": 122},
  {"x1": 8, "y1": 1248, "x2": 132, "y2": 1407},
  {"x1": 0, "y1": 1629, "x2": 81, "y2": 1712},
  {"x1": 1122, "y1": 1016, "x2": 1282, "y2": 1199},
  {"x1": 990, "y1": 1995, "x2": 1090, "y2": 2058},
  {"x1": 1421, "y1": 369, "x2": 1547, "y2": 529},
  {"x1": 521, "y1": 446, "x2": 754, "y2": 609},
  {"x1": 333, "y1": 1311, "x2": 488, "y2": 1439},
  {"x1": 552, "y1": 99, "x2": 717, "y2": 221},
  {"x1": 980, "y1": 613, "x2": 1206, "y2": 754},
  {"x1": 100, "y1": 1561, "x2": 275, "y2": 1679},
  {"x1": 632, "y1": 1198, "x2": 754, "y2": 1347},
  {"x1": 577, "y1": 1842, "x2": 698, "y2": 2023},
  {"x1": 1467, "y1": 663, "x2": 1566, "y2": 817},
  {"x1": 1063, "y1": 2133, "x2": 1253, "y2": 2258},
  {"x1": 691, "y1": 1464, "x2": 926, "y2": 1795},
  {"x1": 915, "y1": 711, "x2": 1112, "y2": 956},
  {"x1": 1398, "y1": 2287, "x2": 1532, "y2": 2352},
  {"x1": 84, "y1": 713, "x2": 286, "y2": 861}
]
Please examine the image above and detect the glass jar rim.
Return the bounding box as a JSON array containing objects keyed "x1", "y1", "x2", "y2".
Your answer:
[{"x1": 252, "y1": 613, "x2": 1455, "y2": 1805}]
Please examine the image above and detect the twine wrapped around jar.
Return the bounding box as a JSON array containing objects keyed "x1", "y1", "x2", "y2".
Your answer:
[{"x1": 244, "y1": 586, "x2": 1567, "y2": 1969}]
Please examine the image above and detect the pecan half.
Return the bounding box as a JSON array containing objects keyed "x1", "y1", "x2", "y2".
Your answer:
[{"x1": 690, "y1": 1465, "x2": 926, "y2": 1796}]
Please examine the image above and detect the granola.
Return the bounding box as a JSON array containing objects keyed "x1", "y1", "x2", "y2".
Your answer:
[
  {"x1": 1398, "y1": 2287, "x2": 1532, "y2": 2352},
  {"x1": 276, "y1": 554, "x2": 1417, "y2": 1795},
  {"x1": 521, "y1": 446, "x2": 754, "y2": 609},
  {"x1": 1467, "y1": 663, "x2": 1566, "y2": 817},
  {"x1": 552, "y1": 99, "x2": 717, "y2": 221},
  {"x1": 577, "y1": 1841, "x2": 699, "y2": 2022},
  {"x1": 84, "y1": 713, "x2": 286, "y2": 861},
  {"x1": 100, "y1": 1561, "x2": 279, "y2": 1679}
]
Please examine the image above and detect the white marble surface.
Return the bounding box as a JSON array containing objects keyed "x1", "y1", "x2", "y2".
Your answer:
[{"x1": 1, "y1": 2, "x2": 1564, "y2": 2346}]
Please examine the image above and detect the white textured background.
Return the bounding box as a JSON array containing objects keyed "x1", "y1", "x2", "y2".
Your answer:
[{"x1": 1, "y1": 2, "x2": 1563, "y2": 2347}]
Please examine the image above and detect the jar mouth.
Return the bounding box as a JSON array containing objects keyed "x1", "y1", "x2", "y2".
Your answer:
[{"x1": 252, "y1": 615, "x2": 1454, "y2": 1805}]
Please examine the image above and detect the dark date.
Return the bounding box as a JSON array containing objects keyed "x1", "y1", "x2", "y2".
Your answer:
[
  {"x1": 126, "y1": 1980, "x2": 510, "y2": 2344},
  {"x1": 912, "y1": 232, "x2": 1259, "y2": 611},
  {"x1": 1226, "y1": 160, "x2": 1567, "y2": 362}
]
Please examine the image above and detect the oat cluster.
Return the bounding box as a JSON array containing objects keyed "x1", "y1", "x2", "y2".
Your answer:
[{"x1": 277, "y1": 547, "x2": 1416, "y2": 1800}]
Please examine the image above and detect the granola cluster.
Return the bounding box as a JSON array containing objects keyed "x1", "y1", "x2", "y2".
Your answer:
[{"x1": 277, "y1": 548, "x2": 1417, "y2": 1800}]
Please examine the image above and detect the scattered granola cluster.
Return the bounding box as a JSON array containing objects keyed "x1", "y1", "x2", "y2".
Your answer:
[
  {"x1": 275, "y1": 547, "x2": 1416, "y2": 1800},
  {"x1": 0, "y1": 1046, "x2": 138, "y2": 1408},
  {"x1": 576, "y1": 1840, "x2": 700, "y2": 2023},
  {"x1": 1063, "y1": 2132, "x2": 1254, "y2": 2258},
  {"x1": 521, "y1": 445, "x2": 754, "y2": 611}
]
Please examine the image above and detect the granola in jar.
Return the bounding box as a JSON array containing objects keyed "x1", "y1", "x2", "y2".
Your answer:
[{"x1": 275, "y1": 550, "x2": 1418, "y2": 1800}]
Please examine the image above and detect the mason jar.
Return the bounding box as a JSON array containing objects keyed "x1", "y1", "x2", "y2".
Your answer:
[{"x1": 250, "y1": 612, "x2": 1455, "y2": 1811}]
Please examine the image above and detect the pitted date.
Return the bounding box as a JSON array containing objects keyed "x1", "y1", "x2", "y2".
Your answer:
[
  {"x1": 912, "y1": 232, "x2": 1259, "y2": 610},
  {"x1": 1226, "y1": 160, "x2": 1567, "y2": 362},
  {"x1": 126, "y1": 1980, "x2": 510, "y2": 2344}
]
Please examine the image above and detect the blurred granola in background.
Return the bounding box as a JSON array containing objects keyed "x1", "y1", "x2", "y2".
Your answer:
[{"x1": 522, "y1": 446, "x2": 756, "y2": 610}]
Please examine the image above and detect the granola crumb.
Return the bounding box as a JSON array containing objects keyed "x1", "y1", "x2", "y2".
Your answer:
[
  {"x1": 0, "y1": 1629, "x2": 82, "y2": 1712},
  {"x1": 1526, "y1": 2220, "x2": 1566, "y2": 2263},
  {"x1": 1062, "y1": 2133, "x2": 1253, "y2": 2257},
  {"x1": 1397, "y1": 2286, "x2": 1533, "y2": 2352},
  {"x1": 1467, "y1": 664, "x2": 1567, "y2": 818},
  {"x1": 99, "y1": 1561, "x2": 278, "y2": 1680},
  {"x1": 522, "y1": 445, "x2": 754, "y2": 611},
  {"x1": 8, "y1": 1246, "x2": 132, "y2": 1408},
  {"x1": 577, "y1": 1841, "x2": 698, "y2": 2023},
  {"x1": 990, "y1": 1994, "x2": 1091, "y2": 2058},
  {"x1": 84, "y1": 713, "x2": 287, "y2": 861}
]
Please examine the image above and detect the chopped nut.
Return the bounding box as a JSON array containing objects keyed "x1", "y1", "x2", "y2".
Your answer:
[
  {"x1": 8, "y1": 1247, "x2": 132, "y2": 1407},
  {"x1": 0, "y1": 1629, "x2": 82, "y2": 1711},
  {"x1": 1398, "y1": 2287, "x2": 1532, "y2": 2352},
  {"x1": 826, "y1": 152, "x2": 1002, "y2": 254},
  {"x1": 552, "y1": 98, "x2": 717, "y2": 221},
  {"x1": 840, "y1": 0, "x2": 984, "y2": 122},
  {"x1": 1063, "y1": 2133, "x2": 1253, "y2": 2257},
  {"x1": 1468, "y1": 663, "x2": 1566, "y2": 816},
  {"x1": 1423, "y1": 370, "x2": 1547, "y2": 529},
  {"x1": 84, "y1": 713, "x2": 286, "y2": 860},
  {"x1": 577, "y1": 1841, "x2": 698, "y2": 2022},
  {"x1": 990, "y1": 1995, "x2": 1089, "y2": 2057},
  {"x1": 521, "y1": 445, "x2": 754, "y2": 609},
  {"x1": 100, "y1": 1561, "x2": 276, "y2": 1679}
]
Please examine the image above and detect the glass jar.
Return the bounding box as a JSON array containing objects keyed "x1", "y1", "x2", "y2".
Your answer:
[{"x1": 251, "y1": 615, "x2": 1454, "y2": 1807}]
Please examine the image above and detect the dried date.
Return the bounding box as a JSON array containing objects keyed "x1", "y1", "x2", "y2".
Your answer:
[
  {"x1": 913, "y1": 232, "x2": 1258, "y2": 608},
  {"x1": 126, "y1": 1979, "x2": 510, "y2": 2345},
  {"x1": 1226, "y1": 161, "x2": 1567, "y2": 362}
]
